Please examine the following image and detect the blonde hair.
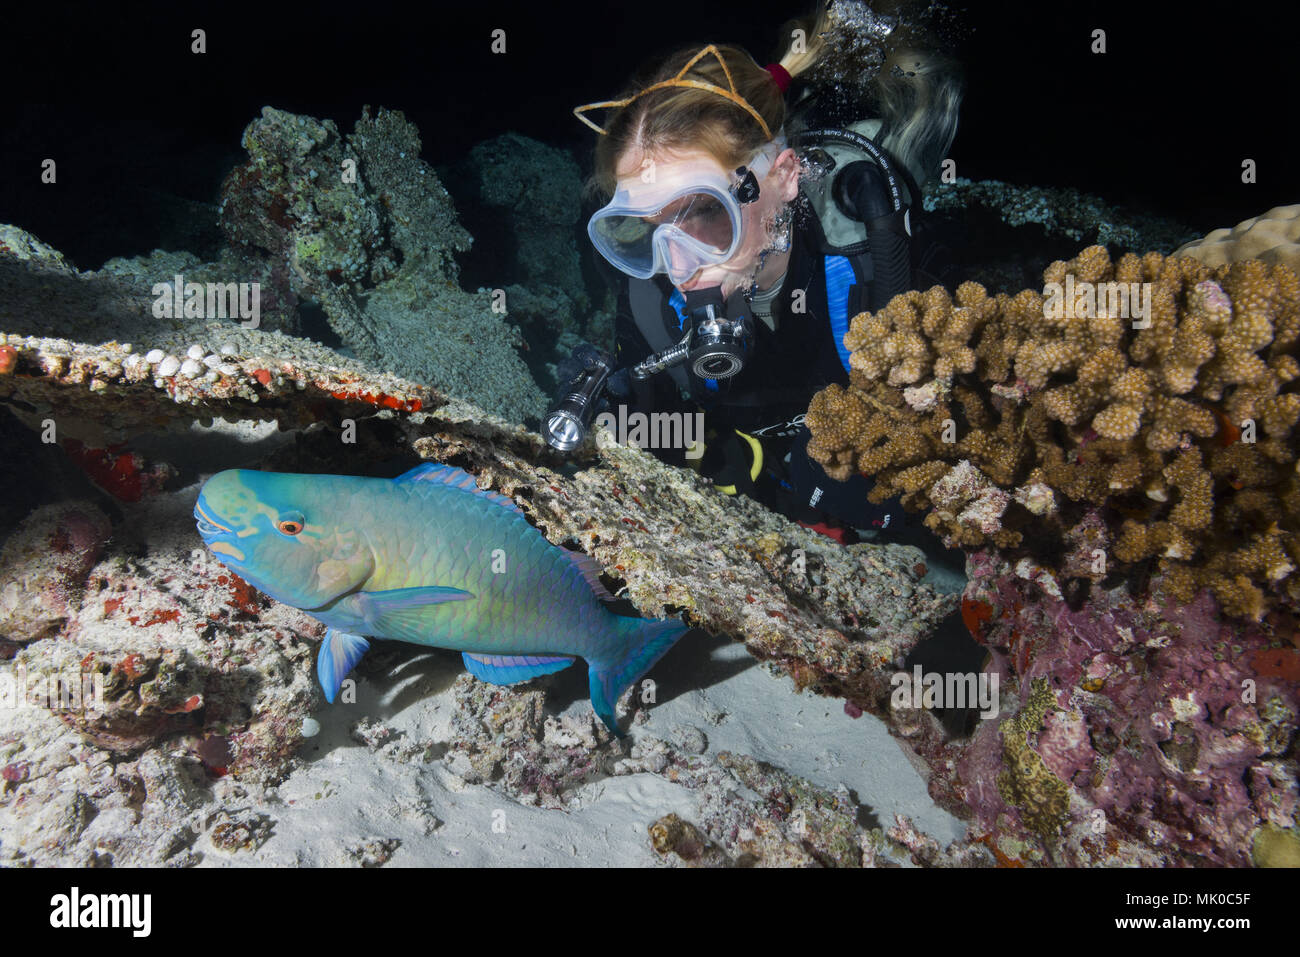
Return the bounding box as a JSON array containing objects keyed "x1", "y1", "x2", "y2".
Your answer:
[
  {"x1": 587, "y1": 8, "x2": 833, "y2": 200},
  {"x1": 583, "y1": 4, "x2": 961, "y2": 198},
  {"x1": 873, "y1": 48, "x2": 964, "y2": 189}
]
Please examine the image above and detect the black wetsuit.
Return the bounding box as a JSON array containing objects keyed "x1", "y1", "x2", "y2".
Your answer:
[{"x1": 608, "y1": 198, "x2": 907, "y2": 535}]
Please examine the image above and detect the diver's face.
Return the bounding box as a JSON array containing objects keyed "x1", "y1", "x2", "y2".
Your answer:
[{"x1": 615, "y1": 145, "x2": 801, "y2": 295}]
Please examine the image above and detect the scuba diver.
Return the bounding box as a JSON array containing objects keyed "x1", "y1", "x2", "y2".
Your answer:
[{"x1": 548, "y1": 8, "x2": 964, "y2": 543}]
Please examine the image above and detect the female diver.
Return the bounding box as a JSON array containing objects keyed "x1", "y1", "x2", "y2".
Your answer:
[{"x1": 572, "y1": 8, "x2": 963, "y2": 541}]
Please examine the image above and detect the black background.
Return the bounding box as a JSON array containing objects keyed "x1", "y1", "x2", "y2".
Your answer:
[
  {"x1": 6, "y1": 865, "x2": 1280, "y2": 938},
  {"x1": 0, "y1": 0, "x2": 1293, "y2": 268}
]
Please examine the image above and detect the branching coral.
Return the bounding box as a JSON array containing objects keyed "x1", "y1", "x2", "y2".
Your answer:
[{"x1": 805, "y1": 246, "x2": 1300, "y2": 619}]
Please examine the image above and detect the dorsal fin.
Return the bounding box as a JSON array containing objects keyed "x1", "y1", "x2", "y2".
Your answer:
[
  {"x1": 395, "y1": 462, "x2": 523, "y2": 514},
  {"x1": 564, "y1": 548, "x2": 616, "y2": 602},
  {"x1": 396, "y1": 463, "x2": 613, "y2": 601}
]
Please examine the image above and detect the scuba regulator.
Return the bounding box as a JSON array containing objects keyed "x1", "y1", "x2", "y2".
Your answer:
[
  {"x1": 544, "y1": 125, "x2": 912, "y2": 454},
  {"x1": 631, "y1": 286, "x2": 753, "y2": 383},
  {"x1": 542, "y1": 287, "x2": 753, "y2": 452}
]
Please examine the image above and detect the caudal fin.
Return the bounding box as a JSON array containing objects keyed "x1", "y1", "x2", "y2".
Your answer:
[{"x1": 588, "y1": 616, "x2": 689, "y2": 735}]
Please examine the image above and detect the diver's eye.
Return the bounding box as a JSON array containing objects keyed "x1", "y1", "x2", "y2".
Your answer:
[{"x1": 276, "y1": 511, "x2": 305, "y2": 535}]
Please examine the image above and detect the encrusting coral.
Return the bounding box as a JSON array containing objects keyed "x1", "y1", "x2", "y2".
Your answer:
[
  {"x1": 1175, "y1": 205, "x2": 1300, "y2": 272},
  {"x1": 805, "y1": 245, "x2": 1300, "y2": 619}
]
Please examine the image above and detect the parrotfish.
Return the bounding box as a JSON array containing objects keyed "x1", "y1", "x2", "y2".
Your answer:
[{"x1": 194, "y1": 464, "x2": 687, "y2": 733}]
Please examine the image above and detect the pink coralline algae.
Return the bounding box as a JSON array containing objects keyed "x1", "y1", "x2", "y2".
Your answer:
[
  {"x1": 0, "y1": 500, "x2": 112, "y2": 646},
  {"x1": 934, "y1": 547, "x2": 1299, "y2": 866}
]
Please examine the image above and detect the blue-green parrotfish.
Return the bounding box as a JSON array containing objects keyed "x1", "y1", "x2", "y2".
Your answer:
[{"x1": 194, "y1": 464, "x2": 688, "y2": 733}]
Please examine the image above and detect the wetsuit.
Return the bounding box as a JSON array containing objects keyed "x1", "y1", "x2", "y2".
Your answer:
[{"x1": 607, "y1": 187, "x2": 910, "y2": 537}]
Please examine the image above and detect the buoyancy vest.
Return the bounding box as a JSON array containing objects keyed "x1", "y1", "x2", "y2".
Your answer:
[{"x1": 625, "y1": 123, "x2": 918, "y2": 428}]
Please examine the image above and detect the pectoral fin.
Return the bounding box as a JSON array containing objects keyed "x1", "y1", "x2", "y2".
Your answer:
[
  {"x1": 356, "y1": 585, "x2": 475, "y2": 642},
  {"x1": 318, "y1": 628, "x2": 371, "y2": 703}
]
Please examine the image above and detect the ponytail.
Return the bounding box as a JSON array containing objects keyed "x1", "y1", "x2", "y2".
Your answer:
[{"x1": 874, "y1": 48, "x2": 964, "y2": 189}]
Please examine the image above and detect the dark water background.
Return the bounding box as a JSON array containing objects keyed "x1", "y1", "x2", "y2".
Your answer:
[{"x1": 0, "y1": 0, "x2": 1291, "y2": 271}]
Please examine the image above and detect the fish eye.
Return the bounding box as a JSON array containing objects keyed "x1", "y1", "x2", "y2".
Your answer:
[{"x1": 276, "y1": 510, "x2": 305, "y2": 535}]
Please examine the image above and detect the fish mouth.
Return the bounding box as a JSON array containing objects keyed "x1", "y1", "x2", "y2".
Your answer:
[{"x1": 194, "y1": 501, "x2": 233, "y2": 538}]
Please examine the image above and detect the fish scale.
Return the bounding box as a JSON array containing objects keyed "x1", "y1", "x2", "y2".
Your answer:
[
  {"x1": 360, "y1": 487, "x2": 556, "y2": 648},
  {"x1": 195, "y1": 463, "x2": 688, "y2": 733}
]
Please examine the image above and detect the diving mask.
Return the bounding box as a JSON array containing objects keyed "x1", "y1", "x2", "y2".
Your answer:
[{"x1": 589, "y1": 143, "x2": 782, "y2": 285}]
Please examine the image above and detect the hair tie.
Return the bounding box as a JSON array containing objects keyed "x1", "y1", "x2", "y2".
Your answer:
[{"x1": 765, "y1": 63, "x2": 792, "y2": 93}]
